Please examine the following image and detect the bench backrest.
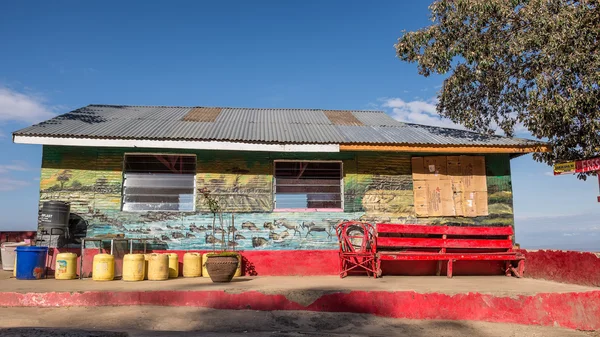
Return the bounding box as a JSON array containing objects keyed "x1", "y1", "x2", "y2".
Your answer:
[{"x1": 376, "y1": 224, "x2": 514, "y2": 251}]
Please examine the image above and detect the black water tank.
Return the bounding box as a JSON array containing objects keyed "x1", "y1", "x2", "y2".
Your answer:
[{"x1": 40, "y1": 201, "x2": 70, "y2": 230}]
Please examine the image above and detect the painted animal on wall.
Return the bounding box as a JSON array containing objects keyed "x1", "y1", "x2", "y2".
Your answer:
[{"x1": 38, "y1": 146, "x2": 515, "y2": 250}]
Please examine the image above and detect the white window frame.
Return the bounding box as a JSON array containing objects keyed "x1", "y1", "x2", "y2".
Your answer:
[
  {"x1": 121, "y1": 153, "x2": 197, "y2": 212},
  {"x1": 272, "y1": 159, "x2": 344, "y2": 213}
]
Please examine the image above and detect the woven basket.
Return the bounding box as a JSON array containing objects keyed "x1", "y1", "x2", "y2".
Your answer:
[{"x1": 205, "y1": 255, "x2": 238, "y2": 282}]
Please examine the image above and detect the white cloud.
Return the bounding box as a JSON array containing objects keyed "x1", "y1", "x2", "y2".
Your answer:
[
  {"x1": 0, "y1": 177, "x2": 30, "y2": 191},
  {"x1": 513, "y1": 122, "x2": 530, "y2": 137},
  {"x1": 380, "y1": 96, "x2": 532, "y2": 138},
  {"x1": 0, "y1": 160, "x2": 33, "y2": 191},
  {"x1": 381, "y1": 97, "x2": 465, "y2": 130},
  {"x1": 0, "y1": 87, "x2": 56, "y2": 124},
  {"x1": 0, "y1": 160, "x2": 30, "y2": 174}
]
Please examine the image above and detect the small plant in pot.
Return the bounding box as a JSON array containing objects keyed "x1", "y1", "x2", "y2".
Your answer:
[{"x1": 200, "y1": 188, "x2": 239, "y2": 283}]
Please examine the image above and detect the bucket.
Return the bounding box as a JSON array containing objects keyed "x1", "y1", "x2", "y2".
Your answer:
[
  {"x1": 183, "y1": 252, "x2": 201, "y2": 277},
  {"x1": 143, "y1": 253, "x2": 152, "y2": 280},
  {"x1": 40, "y1": 201, "x2": 70, "y2": 230},
  {"x1": 147, "y1": 254, "x2": 169, "y2": 281},
  {"x1": 55, "y1": 252, "x2": 77, "y2": 280},
  {"x1": 15, "y1": 246, "x2": 48, "y2": 280},
  {"x1": 122, "y1": 254, "x2": 144, "y2": 282},
  {"x1": 168, "y1": 253, "x2": 179, "y2": 278},
  {"x1": 92, "y1": 254, "x2": 115, "y2": 281},
  {"x1": 1, "y1": 242, "x2": 28, "y2": 271}
]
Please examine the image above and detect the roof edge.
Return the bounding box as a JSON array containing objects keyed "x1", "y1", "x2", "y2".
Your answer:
[
  {"x1": 85, "y1": 104, "x2": 385, "y2": 113},
  {"x1": 339, "y1": 143, "x2": 550, "y2": 154},
  {"x1": 13, "y1": 134, "x2": 549, "y2": 154},
  {"x1": 12, "y1": 135, "x2": 340, "y2": 153}
]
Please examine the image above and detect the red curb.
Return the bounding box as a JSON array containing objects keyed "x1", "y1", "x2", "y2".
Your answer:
[{"x1": 2, "y1": 290, "x2": 599, "y2": 331}]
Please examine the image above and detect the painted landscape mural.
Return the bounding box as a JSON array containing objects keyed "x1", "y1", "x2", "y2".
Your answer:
[{"x1": 38, "y1": 146, "x2": 515, "y2": 250}]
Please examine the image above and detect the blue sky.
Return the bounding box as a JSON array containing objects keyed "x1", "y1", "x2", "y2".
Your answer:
[{"x1": 0, "y1": 1, "x2": 598, "y2": 250}]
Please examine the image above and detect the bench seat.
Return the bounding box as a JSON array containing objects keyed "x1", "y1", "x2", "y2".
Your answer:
[{"x1": 375, "y1": 223, "x2": 524, "y2": 278}]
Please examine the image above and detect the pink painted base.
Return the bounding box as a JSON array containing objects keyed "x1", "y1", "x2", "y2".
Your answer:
[{"x1": 1, "y1": 289, "x2": 599, "y2": 330}]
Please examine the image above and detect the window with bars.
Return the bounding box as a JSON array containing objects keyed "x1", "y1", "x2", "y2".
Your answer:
[
  {"x1": 122, "y1": 154, "x2": 196, "y2": 211},
  {"x1": 274, "y1": 161, "x2": 343, "y2": 210}
]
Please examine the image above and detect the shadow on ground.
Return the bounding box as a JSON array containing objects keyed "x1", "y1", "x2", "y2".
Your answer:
[
  {"x1": 0, "y1": 307, "x2": 593, "y2": 337},
  {"x1": 0, "y1": 328, "x2": 127, "y2": 337}
]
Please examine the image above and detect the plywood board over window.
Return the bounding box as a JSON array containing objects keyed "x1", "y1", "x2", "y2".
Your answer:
[{"x1": 411, "y1": 156, "x2": 488, "y2": 217}]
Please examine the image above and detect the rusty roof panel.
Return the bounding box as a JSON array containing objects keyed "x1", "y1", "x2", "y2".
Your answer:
[
  {"x1": 182, "y1": 107, "x2": 222, "y2": 122},
  {"x1": 323, "y1": 110, "x2": 364, "y2": 126}
]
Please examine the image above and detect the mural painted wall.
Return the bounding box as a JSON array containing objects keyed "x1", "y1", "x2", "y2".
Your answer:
[{"x1": 38, "y1": 146, "x2": 514, "y2": 250}]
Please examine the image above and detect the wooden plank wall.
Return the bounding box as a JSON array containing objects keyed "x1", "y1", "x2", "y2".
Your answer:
[{"x1": 412, "y1": 156, "x2": 488, "y2": 218}]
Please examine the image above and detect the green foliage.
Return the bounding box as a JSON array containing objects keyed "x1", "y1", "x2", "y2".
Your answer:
[
  {"x1": 46, "y1": 184, "x2": 62, "y2": 192},
  {"x1": 395, "y1": 0, "x2": 600, "y2": 178},
  {"x1": 56, "y1": 170, "x2": 72, "y2": 188},
  {"x1": 488, "y1": 191, "x2": 513, "y2": 204},
  {"x1": 199, "y1": 187, "x2": 223, "y2": 214},
  {"x1": 199, "y1": 187, "x2": 232, "y2": 253},
  {"x1": 70, "y1": 180, "x2": 82, "y2": 189}
]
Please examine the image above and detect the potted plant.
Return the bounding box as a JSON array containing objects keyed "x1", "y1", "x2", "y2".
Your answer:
[{"x1": 199, "y1": 188, "x2": 239, "y2": 283}]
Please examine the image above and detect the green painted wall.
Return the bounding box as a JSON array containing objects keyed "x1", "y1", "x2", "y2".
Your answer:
[{"x1": 38, "y1": 145, "x2": 514, "y2": 250}]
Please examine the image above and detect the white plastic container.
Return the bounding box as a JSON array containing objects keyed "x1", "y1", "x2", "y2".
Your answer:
[{"x1": 1, "y1": 242, "x2": 28, "y2": 271}]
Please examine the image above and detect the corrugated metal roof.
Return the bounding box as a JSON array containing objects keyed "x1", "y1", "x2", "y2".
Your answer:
[{"x1": 13, "y1": 104, "x2": 541, "y2": 147}]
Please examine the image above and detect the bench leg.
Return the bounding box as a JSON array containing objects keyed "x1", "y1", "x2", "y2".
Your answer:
[
  {"x1": 339, "y1": 256, "x2": 347, "y2": 278},
  {"x1": 504, "y1": 260, "x2": 525, "y2": 278},
  {"x1": 436, "y1": 261, "x2": 443, "y2": 276},
  {"x1": 447, "y1": 260, "x2": 453, "y2": 278},
  {"x1": 517, "y1": 259, "x2": 525, "y2": 277}
]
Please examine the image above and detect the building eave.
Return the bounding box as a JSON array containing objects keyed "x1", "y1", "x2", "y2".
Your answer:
[
  {"x1": 339, "y1": 143, "x2": 550, "y2": 154},
  {"x1": 13, "y1": 134, "x2": 549, "y2": 155},
  {"x1": 12, "y1": 135, "x2": 340, "y2": 153}
]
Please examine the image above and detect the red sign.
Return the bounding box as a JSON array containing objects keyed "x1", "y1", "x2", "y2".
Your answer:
[{"x1": 576, "y1": 158, "x2": 600, "y2": 173}]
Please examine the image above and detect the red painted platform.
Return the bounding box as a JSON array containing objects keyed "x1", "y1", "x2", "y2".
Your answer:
[
  {"x1": 0, "y1": 276, "x2": 598, "y2": 331},
  {"x1": 7, "y1": 247, "x2": 600, "y2": 331}
]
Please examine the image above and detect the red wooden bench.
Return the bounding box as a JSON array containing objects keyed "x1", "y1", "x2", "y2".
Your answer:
[{"x1": 375, "y1": 224, "x2": 524, "y2": 278}]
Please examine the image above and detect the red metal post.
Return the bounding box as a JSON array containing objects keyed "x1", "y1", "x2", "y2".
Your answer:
[{"x1": 597, "y1": 172, "x2": 600, "y2": 203}]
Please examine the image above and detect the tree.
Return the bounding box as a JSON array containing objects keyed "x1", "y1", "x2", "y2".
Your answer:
[
  {"x1": 395, "y1": 0, "x2": 600, "y2": 178},
  {"x1": 70, "y1": 180, "x2": 82, "y2": 190},
  {"x1": 56, "y1": 170, "x2": 72, "y2": 189}
]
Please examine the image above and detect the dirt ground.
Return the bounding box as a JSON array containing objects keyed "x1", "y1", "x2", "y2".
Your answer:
[
  {"x1": 0, "y1": 270, "x2": 11, "y2": 280},
  {"x1": 0, "y1": 307, "x2": 598, "y2": 337}
]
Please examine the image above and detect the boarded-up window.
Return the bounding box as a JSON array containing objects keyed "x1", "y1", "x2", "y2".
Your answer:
[
  {"x1": 411, "y1": 156, "x2": 487, "y2": 217},
  {"x1": 274, "y1": 161, "x2": 343, "y2": 210},
  {"x1": 122, "y1": 154, "x2": 196, "y2": 211}
]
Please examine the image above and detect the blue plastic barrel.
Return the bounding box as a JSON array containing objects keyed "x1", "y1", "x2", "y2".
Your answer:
[{"x1": 15, "y1": 246, "x2": 48, "y2": 280}]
